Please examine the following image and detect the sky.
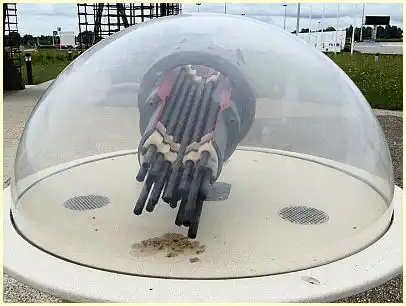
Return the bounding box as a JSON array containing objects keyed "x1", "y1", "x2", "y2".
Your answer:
[{"x1": 15, "y1": 2, "x2": 403, "y2": 36}]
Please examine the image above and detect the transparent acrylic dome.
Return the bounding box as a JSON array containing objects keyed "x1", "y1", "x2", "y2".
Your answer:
[{"x1": 11, "y1": 14, "x2": 394, "y2": 279}]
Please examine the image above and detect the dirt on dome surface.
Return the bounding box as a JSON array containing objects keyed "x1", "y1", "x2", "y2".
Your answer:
[{"x1": 130, "y1": 233, "x2": 205, "y2": 259}]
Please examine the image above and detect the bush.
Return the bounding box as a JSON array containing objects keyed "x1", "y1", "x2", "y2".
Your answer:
[{"x1": 56, "y1": 53, "x2": 67, "y2": 62}]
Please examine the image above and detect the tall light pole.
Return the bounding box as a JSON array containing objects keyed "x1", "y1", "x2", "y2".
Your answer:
[
  {"x1": 334, "y1": 4, "x2": 340, "y2": 53},
  {"x1": 224, "y1": 2, "x2": 227, "y2": 14},
  {"x1": 308, "y1": 4, "x2": 312, "y2": 43},
  {"x1": 321, "y1": 4, "x2": 326, "y2": 41},
  {"x1": 350, "y1": 6, "x2": 356, "y2": 55},
  {"x1": 295, "y1": 3, "x2": 300, "y2": 36},
  {"x1": 283, "y1": 4, "x2": 287, "y2": 30},
  {"x1": 316, "y1": 20, "x2": 321, "y2": 49},
  {"x1": 360, "y1": 3, "x2": 366, "y2": 41},
  {"x1": 57, "y1": 27, "x2": 62, "y2": 50},
  {"x1": 196, "y1": 3, "x2": 201, "y2": 12}
]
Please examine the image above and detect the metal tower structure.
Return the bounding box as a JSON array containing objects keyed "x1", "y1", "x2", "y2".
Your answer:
[
  {"x1": 77, "y1": 3, "x2": 182, "y2": 49},
  {"x1": 4, "y1": 3, "x2": 24, "y2": 90}
]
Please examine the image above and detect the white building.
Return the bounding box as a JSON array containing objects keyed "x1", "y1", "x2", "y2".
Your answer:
[
  {"x1": 298, "y1": 30, "x2": 347, "y2": 53},
  {"x1": 59, "y1": 31, "x2": 75, "y2": 47}
]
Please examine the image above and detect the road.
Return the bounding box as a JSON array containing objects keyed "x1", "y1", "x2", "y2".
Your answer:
[{"x1": 354, "y1": 41, "x2": 403, "y2": 55}]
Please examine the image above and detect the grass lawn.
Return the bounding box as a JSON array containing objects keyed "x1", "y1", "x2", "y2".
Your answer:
[
  {"x1": 19, "y1": 50, "x2": 402, "y2": 111},
  {"x1": 21, "y1": 62, "x2": 68, "y2": 85},
  {"x1": 328, "y1": 52, "x2": 402, "y2": 110},
  {"x1": 20, "y1": 50, "x2": 80, "y2": 85}
]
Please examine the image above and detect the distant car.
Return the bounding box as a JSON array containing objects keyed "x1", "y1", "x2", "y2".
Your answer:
[{"x1": 55, "y1": 44, "x2": 69, "y2": 49}]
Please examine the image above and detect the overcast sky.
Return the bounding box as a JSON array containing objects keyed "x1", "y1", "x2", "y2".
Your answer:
[{"x1": 16, "y1": 3, "x2": 403, "y2": 36}]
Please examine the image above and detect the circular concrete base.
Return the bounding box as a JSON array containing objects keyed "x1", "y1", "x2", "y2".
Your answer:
[
  {"x1": 3, "y1": 185, "x2": 402, "y2": 302},
  {"x1": 4, "y1": 148, "x2": 402, "y2": 302},
  {"x1": 11, "y1": 149, "x2": 392, "y2": 278}
]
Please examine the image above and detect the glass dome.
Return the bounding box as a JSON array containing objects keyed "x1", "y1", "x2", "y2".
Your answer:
[{"x1": 11, "y1": 13, "x2": 394, "y2": 279}]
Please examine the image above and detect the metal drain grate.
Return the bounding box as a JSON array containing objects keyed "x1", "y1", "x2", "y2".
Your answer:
[
  {"x1": 278, "y1": 206, "x2": 329, "y2": 225},
  {"x1": 64, "y1": 195, "x2": 110, "y2": 211}
]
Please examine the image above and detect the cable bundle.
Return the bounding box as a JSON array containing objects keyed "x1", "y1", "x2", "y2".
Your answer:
[{"x1": 134, "y1": 65, "x2": 225, "y2": 238}]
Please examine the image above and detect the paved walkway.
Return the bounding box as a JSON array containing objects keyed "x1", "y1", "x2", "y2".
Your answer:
[
  {"x1": 3, "y1": 81, "x2": 54, "y2": 183},
  {"x1": 374, "y1": 109, "x2": 403, "y2": 117}
]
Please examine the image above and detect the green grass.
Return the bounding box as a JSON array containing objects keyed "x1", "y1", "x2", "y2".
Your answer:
[
  {"x1": 19, "y1": 50, "x2": 402, "y2": 111},
  {"x1": 20, "y1": 50, "x2": 80, "y2": 85},
  {"x1": 328, "y1": 53, "x2": 402, "y2": 110}
]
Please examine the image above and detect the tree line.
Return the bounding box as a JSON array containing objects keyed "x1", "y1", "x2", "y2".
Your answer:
[
  {"x1": 6, "y1": 31, "x2": 100, "y2": 47},
  {"x1": 293, "y1": 24, "x2": 402, "y2": 41},
  {"x1": 5, "y1": 24, "x2": 403, "y2": 48}
]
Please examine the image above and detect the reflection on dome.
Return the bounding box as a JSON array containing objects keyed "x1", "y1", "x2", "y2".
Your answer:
[{"x1": 11, "y1": 13, "x2": 394, "y2": 278}]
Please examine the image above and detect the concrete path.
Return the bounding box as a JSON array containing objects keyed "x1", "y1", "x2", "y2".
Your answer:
[{"x1": 3, "y1": 81, "x2": 54, "y2": 183}]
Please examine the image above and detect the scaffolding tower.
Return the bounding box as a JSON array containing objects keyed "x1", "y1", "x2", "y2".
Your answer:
[
  {"x1": 77, "y1": 3, "x2": 182, "y2": 48},
  {"x1": 4, "y1": 3, "x2": 24, "y2": 90}
]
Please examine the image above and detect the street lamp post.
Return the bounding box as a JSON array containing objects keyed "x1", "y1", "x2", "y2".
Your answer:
[
  {"x1": 321, "y1": 4, "x2": 326, "y2": 42},
  {"x1": 308, "y1": 4, "x2": 312, "y2": 43},
  {"x1": 360, "y1": 3, "x2": 366, "y2": 41},
  {"x1": 335, "y1": 4, "x2": 340, "y2": 53},
  {"x1": 316, "y1": 20, "x2": 321, "y2": 49},
  {"x1": 25, "y1": 53, "x2": 33, "y2": 85},
  {"x1": 295, "y1": 3, "x2": 300, "y2": 36},
  {"x1": 351, "y1": 15, "x2": 356, "y2": 55},
  {"x1": 283, "y1": 4, "x2": 287, "y2": 31},
  {"x1": 224, "y1": 3, "x2": 227, "y2": 14},
  {"x1": 196, "y1": 3, "x2": 201, "y2": 12},
  {"x1": 57, "y1": 27, "x2": 62, "y2": 50}
]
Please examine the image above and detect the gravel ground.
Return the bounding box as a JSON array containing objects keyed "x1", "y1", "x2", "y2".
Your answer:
[
  {"x1": 377, "y1": 115, "x2": 403, "y2": 188},
  {"x1": 336, "y1": 114, "x2": 403, "y2": 303},
  {"x1": 3, "y1": 85, "x2": 403, "y2": 302}
]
